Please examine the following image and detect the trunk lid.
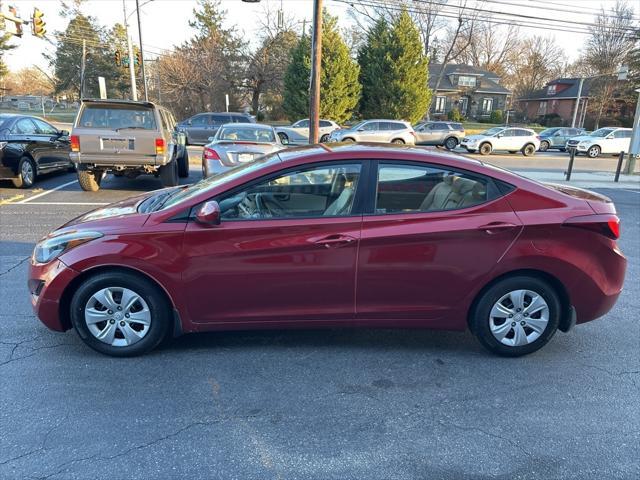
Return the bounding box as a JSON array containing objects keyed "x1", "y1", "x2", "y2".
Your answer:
[{"x1": 543, "y1": 182, "x2": 616, "y2": 214}]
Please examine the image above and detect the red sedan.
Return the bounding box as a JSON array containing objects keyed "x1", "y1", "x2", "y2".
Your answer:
[{"x1": 28, "y1": 144, "x2": 626, "y2": 357}]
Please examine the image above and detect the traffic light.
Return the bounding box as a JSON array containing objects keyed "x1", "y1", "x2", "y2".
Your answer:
[
  {"x1": 114, "y1": 50, "x2": 122, "y2": 67},
  {"x1": 31, "y1": 8, "x2": 46, "y2": 38},
  {"x1": 135, "y1": 51, "x2": 141, "y2": 66}
]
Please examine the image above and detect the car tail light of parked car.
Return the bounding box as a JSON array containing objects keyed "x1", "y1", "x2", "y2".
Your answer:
[
  {"x1": 155, "y1": 138, "x2": 165, "y2": 155},
  {"x1": 70, "y1": 135, "x2": 80, "y2": 152},
  {"x1": 203, "y1": 147, "x2": 220, "y2": 160},
  {"x1": 563, "y1": 214, "x2": 621, "y2": 240}
]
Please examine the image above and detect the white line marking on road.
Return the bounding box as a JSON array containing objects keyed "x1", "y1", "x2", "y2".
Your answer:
[
  {"x1": 16, "y1": 180, "x2": 79, "y2": 204},
  {"x1": 11, "y1": 202, "x2": 109, "y2": 206},
  {"x1": 621, "y1": 189, "x2": 640, "y2": 194}
]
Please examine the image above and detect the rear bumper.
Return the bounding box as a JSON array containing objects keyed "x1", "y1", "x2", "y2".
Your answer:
[
  {"x1": 71, "y1": 153, "x2": 169, "y2": 168},
  {"x1": 29, "y1": 258, "x2": 80, "y2": 332}
]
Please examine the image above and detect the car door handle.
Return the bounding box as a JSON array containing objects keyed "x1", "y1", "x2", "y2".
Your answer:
[
  {"x1": 312, "y1": 234, "x2": 357, "y2": 248},
  {"x1": 477, "y1": 222, "x2": 518, "y2": 234}
]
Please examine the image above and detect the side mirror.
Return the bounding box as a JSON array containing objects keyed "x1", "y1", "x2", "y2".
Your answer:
[
  {"x1": 195, "y1": 200, "x2": 221, "y2": 227},
  {"x1": 59, "y1": 129, "x2": 70, "y2": 137},
  {"x1": 357, "y1": 128, "x2": 364, "y2": 132},
  {"x1": 496, "y1": 134, "x2": 503, "y2": 138}
]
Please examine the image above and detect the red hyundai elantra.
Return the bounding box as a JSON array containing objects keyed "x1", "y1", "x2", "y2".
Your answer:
[{"x1": 28, "y1": 144, "x2": 626, "y2": 357}]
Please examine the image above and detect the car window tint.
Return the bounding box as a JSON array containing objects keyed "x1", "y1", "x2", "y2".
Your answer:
[
  {"x1": 319, "y1": 120, "x2": 332, "y2": 127},
  {"x1": 614, "y1": 130, "x2": 630, "y2": 138},
  {"x1": 212, "y1": 114, "x2": 230, "y2": 124},
  {"x1": 361, "y1": 122, "x2": 378, "y2": 131},
  {"x1": 190, "y1": 115, "x2": 207, "y2": 126},
  {"x1": 12, "y1": 118, "x2": 38, "y2": 135},
  {"x1": 501, "y1": 129, "x2": 515, "y2": 137},
  {"x1": 218, "y1": 164, "x2": 362, "y2": 220},
  {"x1": 297, "y1": 120, "x2": 309, "y2": 128},
  {"x1": 32, "y1": 118, "x2": 58, "y2": 135},
  {"x1": 375, "y1": 164, "x2": 490, "y2": 214},
  {"x1": 433, "y1": 122, "x2": 448, "y2": 130}
]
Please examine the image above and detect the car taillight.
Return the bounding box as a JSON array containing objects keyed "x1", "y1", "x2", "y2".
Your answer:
[
  {"x1": 203, "y1": 147, "x2": 220, "y2": 160},
  {"x1": 155, "y1": 138, "x2": 165, "y2": 155},
  {"x1": 70, "y1": 135, "x2": 80, "y2": 152},
  {"x1": 564, "y1": 214, "x2": 620, "y2": 240},
  {"x1": 410, "y1": 131, "x2": 417, "y2": 138},
  {"x1": 536, "y1": 135, "x2": 541, "y2": 140}
]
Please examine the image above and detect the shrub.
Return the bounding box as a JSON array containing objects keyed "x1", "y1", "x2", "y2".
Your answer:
[
  {"x1": 489, "y1": 109, "x2": 503, "y2": 124},
  {"x1": 447, "y1": 108, "x2": 462, "y2": 122}
]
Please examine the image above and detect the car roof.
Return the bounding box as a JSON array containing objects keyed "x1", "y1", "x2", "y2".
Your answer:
[
  {"x1": 219, "y1": 122, "x2": 272, "y2": 128},
  {"x1": 81, "y1": 98, "x2": 156, "y2": 108}
]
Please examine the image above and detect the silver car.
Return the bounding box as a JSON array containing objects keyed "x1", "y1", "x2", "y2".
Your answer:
[
  {"x1": 328, "y1": 119, "x2": 416, "y2": 144},
  {"x1": 202, "y1": 123, "x2": 285, "y2": 177},
  {"x1": 414, "y1": 121, "x2": 465, "y2": 150}
]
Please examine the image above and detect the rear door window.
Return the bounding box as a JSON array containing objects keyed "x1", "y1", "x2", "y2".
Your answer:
[
  {"x1": 212, "y1": 114, "x2": 232, "y2": 125},
  {"x1": 32, "y1": 118, "x2": 59, "y2": 135},
  {"x1": 12, "y1": 118, "x2": 38, "y2": 135},
  {"x1": 190, "y1": 115, "x2": 207, "y2": 126},
  {"x1": 78, "y1": 104, "x2": 157, "y2": 130}
]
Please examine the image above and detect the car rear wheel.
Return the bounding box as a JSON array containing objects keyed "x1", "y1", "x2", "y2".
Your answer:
[
  {"x1": 70, "y1": 271, "x2": 171, "y2": 357},
  {"x1": 444, "y1": 137, "x2": 458, "y2": 150},
  {"x1": 391, "y1": 138, "x2": 405, "y2": 144},
  {"x1": 320, "y1": 134, "x2": 330, "y2": 143},
  {"x1": 587, "y1": 145, "x2": 601, "y2": 158},
  {"x1": 471, "y1": 276, "x2": 561, "y2": 357},
  {"x1": 343, "y1": 137, "x2": 356, "y2": 142},
  {"x1": 12, "y1": 157, "x2": 36, "y2": 188},
  {"x1": 539, "y1": 140, "x2": 549, "y2": 152},
  {"x1": 177, "y1": 150, "x2": 189, "y2": 178},
  {"x1": 522, "y1": 143, "x2": 536, "y2": 156},
  {"x1": 465, "y1": 148, "x2": 476, "y2": 153},
  {"x1": 159, "y1": 160, "x2": 178, "y2": 187},
  {"x1": 77, "y1": 169, "x2": 102, "y2": 192},
  {"x1": 479, "y1": 143, "x2": 492, "y2": 155},
  {"x1": 508, "y1": 150, "x2": 517, "y2": 154}
]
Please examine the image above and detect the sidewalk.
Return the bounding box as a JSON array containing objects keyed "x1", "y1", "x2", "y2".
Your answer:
[{"x1": 512, "y1": 169, "x2": 640, "y2": 190}]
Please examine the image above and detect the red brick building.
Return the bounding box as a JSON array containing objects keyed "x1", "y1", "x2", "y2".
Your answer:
[{"x1": 518, "y1": 78, "x2": 593, "y2": 127}]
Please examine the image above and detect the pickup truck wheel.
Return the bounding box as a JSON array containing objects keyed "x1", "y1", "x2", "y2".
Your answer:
[
  {"x1": 159, "y1": 160, "x2": 178, "y2": 187},
  {"x1": 77, "y1": 170, "x2": 102, "y2": 192},
  {"x1": 177, "y1": 150, "x2": 189, "y2": 178}
]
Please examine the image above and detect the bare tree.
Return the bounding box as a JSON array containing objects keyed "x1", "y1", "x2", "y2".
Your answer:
[
  {"x1": 509, "y1": 36, "x2": 566, "y2": 98},
  {"x1": 455, "y1": 23, "x2": 521, "y2": 78}
]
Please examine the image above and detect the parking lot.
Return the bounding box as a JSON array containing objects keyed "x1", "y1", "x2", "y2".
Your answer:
[{"x1": 1, "y1": 154, "x2": 639, "y2": 479}]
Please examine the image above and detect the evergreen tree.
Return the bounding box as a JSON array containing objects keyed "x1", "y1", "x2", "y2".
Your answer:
[
  {"x1": 0, "y1": 34, "x2": 16, "y2": 79},
  {"x1": 283, "y1": 12, "x2": 361, "y2": 123},
  {"x1": 358, "y1": 18, "x2": 391, "y2": 118}
]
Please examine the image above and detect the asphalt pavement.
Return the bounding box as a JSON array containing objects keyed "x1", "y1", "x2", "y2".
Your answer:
[{"x1": 0, "y1": 160, "x2": 639, "y2": 479}]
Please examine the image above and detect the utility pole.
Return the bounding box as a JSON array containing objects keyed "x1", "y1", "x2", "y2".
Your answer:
[
  {"x1": 308, "y1": 0, "x2": 322, "y2": 144},
  {"x1": 571, "y1": 77, "x2": 584, "y2": 128},
  {"x1": 135, "y1": 0, "x2": 148, "y2": 101},
  {"x1": 80, "y1": 39, "x2": 86, "y2": 99},
  {"x1": 123, "y1": 0, "x2": 138, "y2": 101}
]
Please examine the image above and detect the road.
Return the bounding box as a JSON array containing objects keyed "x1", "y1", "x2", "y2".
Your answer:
[{"x1": 0, "y1": 157, "x2": 639, "y2": 479}]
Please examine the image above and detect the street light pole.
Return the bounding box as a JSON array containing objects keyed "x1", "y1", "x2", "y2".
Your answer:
[
  {"x1": 571, "y1": 77, "x2": 584, "y2": 128},
  {"x1": 135, "y1": 0, "x2": 148, "y2": 101},
  {"x1": 308, "y1": 0, "x2": 322, "y2": 144}
]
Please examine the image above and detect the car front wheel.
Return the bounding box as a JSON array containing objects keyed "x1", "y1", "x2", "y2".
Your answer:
[
  {"x1": 587, "y1": 145, "x2": 601, "y2": 158},
  {"x1": 470, "y1": 276, "x2": 561, "y2": 357},
  {"x1": 479, "y1": 143, "x2": 492, "y2": 155},
  {"x1": 70, "y1": 271, "x2": 171, "y2": 357},
  {"x1": 539, "y1": 140, "x2": 549, "y2": 152}
]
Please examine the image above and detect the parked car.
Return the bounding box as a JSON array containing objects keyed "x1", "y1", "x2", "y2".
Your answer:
[
  {"x1": 276, "y1": 119, "x2": 341, "y2": 144},
  {"x1": 565, "y1": 127, "x2": 632, "y2": 158},
  {"x1": 414, "y1": 121, "x2": 465, "y2": 150},
  {"x1": 538, "y1": 127, "x2": 586, "y2": 152},
  {"x1": 70, "y1": 99, "x2": 188, "y2": 191},
  {"x1": 177, "y1": 112, "x2": 255, "y2": 145},
  {"x1": 460, "y1": 127, "x2": 540, "y2": 156},
  {"x1": 0, "y1": 114, "x2": 72, "y2": 188},
  {"x1": 29, "y1": 144, "x2": 625, "y2": 358},
  {"x1": 328, "y1": 120, "x2": 416, "y2": 144},
  {"x1": 202, "y1": 123, "x2": 285, "y2": 177}
]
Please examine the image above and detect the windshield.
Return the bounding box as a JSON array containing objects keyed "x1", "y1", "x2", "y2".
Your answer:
[
  {"x1": 216, "y1": 125, "x2": 275, "y2": 143},
  {"x1": 590, "y1": 128, "x2": 615, "y2": 137},
  {"x1": 160, "y1": 152, "x2": 282, "y2": 210},
  {"x1": 481, "y1": 127, "x2": 504, "y2": 136},
  {"x1": 348, "y1": 121, "x2": 366, "y2": 131},
  {"x1": 78, "y1": 104, "x2": 157, "y2": 130}
]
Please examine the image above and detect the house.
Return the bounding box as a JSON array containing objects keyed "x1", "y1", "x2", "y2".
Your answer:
[
  {"x1": 517, "y1": 78, "x2": 593, "y2": 126},
  {"x1": 427, "y1": 64, "x2": 511, "y2": 120}
]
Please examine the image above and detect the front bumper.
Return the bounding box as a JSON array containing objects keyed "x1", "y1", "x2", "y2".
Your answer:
[
  {"x1": 29, "y1": 258, "x2": 80, "y2": 332},
  {"x1": 575, "y1": 144, "x2": 590, "y2": 152}
]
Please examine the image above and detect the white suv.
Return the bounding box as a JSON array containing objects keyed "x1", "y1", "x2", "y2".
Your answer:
[
  {"x1": 566, "y1": 127, "x2": 632, "y2": 158},
  {"x1": 460, "y1": 126, "x2": 540, "y2": 156},
  {"x1": 328, "y1": 120, "x2": 416, "y2": 145}
]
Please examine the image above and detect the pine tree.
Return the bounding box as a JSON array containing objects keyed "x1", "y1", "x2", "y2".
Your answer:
[
  {"x1": 358, "y1": 18, "x2": 391, "y2": 118},
  {"x1": 283, "y1": 12, "x2": 361, "y2": 123}
]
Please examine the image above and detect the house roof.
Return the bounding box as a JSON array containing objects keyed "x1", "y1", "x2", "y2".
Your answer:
[
  {"x1": 518, "y1": 77, "x2": 602, "y2": 101},
  {"x1": 428, "y1": 63, "x2": 511, "y2": 95}
]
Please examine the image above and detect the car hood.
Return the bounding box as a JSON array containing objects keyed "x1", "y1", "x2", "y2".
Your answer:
[
  {"x1": 568, "y1": 135, "x2": 594, "y2": 142},
  {"x1": 463, "y1": 134, "x2": 488, "y2": 142}
]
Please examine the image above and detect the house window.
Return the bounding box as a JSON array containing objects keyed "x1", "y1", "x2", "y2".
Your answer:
[
  {"x1": 537, "y1": 101, "x2": 547, "y2": 116},
  {"x1": 458, "y1": 76, "x2": 476, "y2": 87},
  {"x1": 482, "y1": 98, "x2": 493, "y2": 114},
  {"x1": 434, "y1": 96, "x2": 447, "y2": 113},
  {"x1": 547, "y1": 84, "x2": 557, "y2": 95}
]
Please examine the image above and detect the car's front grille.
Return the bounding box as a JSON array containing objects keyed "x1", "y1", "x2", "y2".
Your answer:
[{"x1": 567, "y1": 140, "x2": 579, "y2": 146}]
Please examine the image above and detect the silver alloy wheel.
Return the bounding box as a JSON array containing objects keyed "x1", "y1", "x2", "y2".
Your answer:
[
  {"x1": 84, "y1": 287, "x2": 151, "y2": 347},
  {"x1": 489, "y1": 289, "x2": 549, "y2": 347},
  {"x1": 21, "y1": 160, "x2": 34, "y2": 185},
  {"x1": 588, "y1": 146, "x2": 600, "y2": 158}
]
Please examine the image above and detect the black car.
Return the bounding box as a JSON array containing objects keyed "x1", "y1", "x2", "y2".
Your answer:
[
  {"x1": 176, "y1": 112, "x2": 255, "y2": 145},
  {"x1": 0, "y1": 114, "x2": 72, "y2": 188}
]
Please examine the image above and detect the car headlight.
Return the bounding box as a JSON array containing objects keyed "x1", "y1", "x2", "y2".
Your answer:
[{"x1": 34, "y1": 231, "x2": 103, "y2": 264}]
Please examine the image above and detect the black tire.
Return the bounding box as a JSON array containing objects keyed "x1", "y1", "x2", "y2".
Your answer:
[
  {"x1": 343, "y1": 137, "x2": 356, "y2": 143},
  {"x1": 508, "y1": 150, "x2": 517, "y2": 154},
  {"x1": 539, "y1": 140, "x2": 549, "y2": 152},
  {"x1": 522, "y1": 143, "x2": 536, "y2": 156},
  {"x1": 159, "y1": 160, "x2": 178, "y2": 187},
  {"x1": 444, "y1": 137, "x2": 458, "y2": 150},
  {"x1": 177, "y1": 150, "x2": 189, "y2": 178},
  {"x1": 559, "y1": 147, "x2": 566, "y2": 152},
  {"x1": 479, "y1": 142, "x2": 492, "y2": 155},
  {"x1": 70, "y1": 271, "x2": 171, "y2": 357},
  {"x1": 466, "y1": 148, "x2": 476, "y2": 153},
  {"x1": 12, "y1": 157, "x2": 36, "y2": 188},
  {"x1": 391, "y1": 138, "x2": 405, "y2": 144},
  {"x1": 320, "y1": 134, "x2": 330, "y2": 143},
  {"x1": 587, "y1": 145, "x2": 601, "y2": 158},
  {"x1": 470, "y1": 275, "x2": 561, "y2": 357},
  {"x1": 77, "y1": 169, "x2": 102, "y2": 192}
]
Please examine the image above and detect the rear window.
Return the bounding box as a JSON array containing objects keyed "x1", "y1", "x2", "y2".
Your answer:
[
  {"x1": 78, "y1": 104, "x2": 157, "y2": 130},
  {"x1": 217, "y1": 125, "x2": 275, "y2": 142}
]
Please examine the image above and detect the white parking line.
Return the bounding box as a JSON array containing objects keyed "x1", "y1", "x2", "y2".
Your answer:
[{"x1": 16, "y1": 180, "x2": 79, "y2": 204}]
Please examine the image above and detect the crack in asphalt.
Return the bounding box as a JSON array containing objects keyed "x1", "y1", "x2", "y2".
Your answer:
[
  {"x1": 0, "y1": 256, "x2": 30, "y2": 276},
  {"x1": 0, "y1": 338, "x2": 73, "y2": 367},
  {"x1": 581, "y1": 363, "x2": 640, "y2": 388},
  {"x1": 439, "y1": 420, "x2": 533, "y2": 459},
  {"x1": 0, "y1": 415, "x2": 69, "y2": 467}
]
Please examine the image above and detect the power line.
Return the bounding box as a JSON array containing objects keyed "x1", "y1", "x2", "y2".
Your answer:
[{"x1": 493, "y1": 0, "x2": 640, "y2": 22}]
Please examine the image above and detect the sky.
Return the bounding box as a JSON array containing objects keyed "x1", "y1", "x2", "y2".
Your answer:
[{"x1": 2, "y1": 0, "x2": 637, "y2": 73}]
